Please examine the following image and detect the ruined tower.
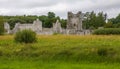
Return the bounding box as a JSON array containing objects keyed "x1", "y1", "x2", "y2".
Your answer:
[{"x1": 67, "y1": 11, "x2": 83, "y2": 31}]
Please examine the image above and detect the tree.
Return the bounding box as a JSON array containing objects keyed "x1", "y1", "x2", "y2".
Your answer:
[
  {"x1": 83, "y1": 11, "x2": 97, "y2": 29},
  {"x1": 47, "y1": 12, "x2": 56, "y2": 28},
  {"x1": 0, "y1": 16, "x2": 4, "y2": 35},
  {"x1": 39, "y1": 15, "x2": 48, "y2": 27},
  {"x1": 89, "y1": 11, "x2": 97, "y2": 28},
  {"x1": 60, "y1": 19, "x2": 67, "y2": 28},
  {"x1": 96, "y1": 12, "x2": 106, "y2": 27},
  {"x1": 115, "y1": 14, "x2": 120, "y2": 24},
  {"x1": 108, "y1": 14, "x2": 120, "y2": 28},
  {"x1": 48, "y1": 12, "x2": 55, "y2": 18},
  {"x1": 83, "y1": 12, "x2": 90, "y2": 29},
  {"x1": 83, "y1": 11, "x2": 106, "y2": 29},
  {"x1": 109, "y1": 14, "x2": 120, "y2": 24}
]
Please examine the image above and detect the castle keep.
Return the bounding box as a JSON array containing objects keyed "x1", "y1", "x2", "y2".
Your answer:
[
  {"x1": 67, "y1": 11, "x2": 82, "y2": 31},
  {"x1": 4, "y1": 12, "x2": 91, "y2": 35}
]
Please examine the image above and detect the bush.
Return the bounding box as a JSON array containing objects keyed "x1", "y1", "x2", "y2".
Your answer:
[
  {"x1": 14, "y1": 29, "x2": 37, "y2": 43},
  {"x1": 97, "y1": 48, "x2": 108, "y2": 56},
  {"x1": 93, "y1": 28, "x2": 120, "y2": 35}
]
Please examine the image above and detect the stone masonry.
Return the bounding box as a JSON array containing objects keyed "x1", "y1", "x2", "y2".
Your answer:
[{"x1": 4, "y1": 11, "x2": 91, "y2": 35}]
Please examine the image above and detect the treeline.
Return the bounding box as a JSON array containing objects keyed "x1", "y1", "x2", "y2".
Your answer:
[
  {"x1": 83, "y1": 11, "x2": 120, "y2": 29},
  {"x1": 1, "y1": 11, "x2": 120, "y2": 30}
]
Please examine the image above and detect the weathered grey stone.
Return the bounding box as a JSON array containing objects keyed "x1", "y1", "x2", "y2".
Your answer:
[
  {"x1": 5, "y1": 19, "x2": 42, "y2": 34},
  {"x1": 66, "y1": 11, "x2": 84, "y2": 34},
  {"x1": 53, "y1": 20, "x2": 62, "y2": 33},
  {"x1": 67, "y1": 11, "x2": 82, "y2": 31},
  {"x1": 4, "y1": 22, "x2": 10, "y2": 34},
  {"x1": 4, "y1": 12, "x2": 91, "y2": 35}
]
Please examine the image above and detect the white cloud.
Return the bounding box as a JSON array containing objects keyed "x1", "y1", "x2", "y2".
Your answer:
[{"x1": 0, "y1": 0, "x2": 120, "y2": 18}]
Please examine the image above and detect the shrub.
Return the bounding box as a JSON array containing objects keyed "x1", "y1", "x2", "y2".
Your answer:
[
  {"x1": 14, "y1": 29, "x2": 37, "y2": 43},
  {"x1": 97, "y1": 48, "x2": 108, "y2": 56},
  {"x1": 93, "y1": 28, "x2": 120, "y2": 35}
]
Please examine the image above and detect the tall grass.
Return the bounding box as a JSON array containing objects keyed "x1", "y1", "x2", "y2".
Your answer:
[{"x1": 0, "y1": 35, "x2": 120, "y2": 63}]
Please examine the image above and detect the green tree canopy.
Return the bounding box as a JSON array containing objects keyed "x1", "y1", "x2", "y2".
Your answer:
[{"x1": 83, "y1": 11, "x2": 106, "y2": 29}]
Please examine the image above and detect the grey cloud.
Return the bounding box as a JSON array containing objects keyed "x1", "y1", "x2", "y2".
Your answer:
[
  {"x1": 0, "y1": 0, "x2": 120, "y2": 18},
  {"x1": 0, "y1": 0, "x2": 57, "y2": 8},
  {"x1": 0, "y1": 0, "x2": 85, "y2": 8}
]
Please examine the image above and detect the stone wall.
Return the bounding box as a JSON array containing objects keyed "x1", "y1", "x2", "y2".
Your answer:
[
  {"x1": 4, "y1": 12, "x2": 91, "y2": 35},
  {"x1": 10, "y1": 19, "x2": 42, "y2": 34}
]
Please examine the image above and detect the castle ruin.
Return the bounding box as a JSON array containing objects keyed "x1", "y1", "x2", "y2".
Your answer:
[{"x1": 4, "y1": 12, "x2": 91, "y2": 35}]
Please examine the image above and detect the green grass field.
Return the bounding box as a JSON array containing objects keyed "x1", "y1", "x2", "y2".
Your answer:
[
  {"x1": 0, "y1": 60, "x2": 120, "y2": 69},
  {"x1": 0, "y1": 35, "x2": 120, "y2": 69}
]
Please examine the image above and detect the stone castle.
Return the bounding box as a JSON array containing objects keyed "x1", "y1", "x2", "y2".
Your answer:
[{"x1": 4, "y1": 12, "x2": 91, "y2": 35}]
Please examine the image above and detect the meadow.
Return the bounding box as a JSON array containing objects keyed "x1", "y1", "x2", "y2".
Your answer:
[{"x1": 0, "y1": 35, "x2": 120, "y2": 69}]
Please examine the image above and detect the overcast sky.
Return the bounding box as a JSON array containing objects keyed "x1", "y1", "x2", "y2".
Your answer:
[{"x1": 0, "y1": 0, "x2": 120, "y2": 19}]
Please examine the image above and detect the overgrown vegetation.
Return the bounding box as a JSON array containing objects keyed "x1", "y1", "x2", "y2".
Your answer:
[
  {"x1": 93, "y1": 28, "x2": 120, "y2": 35},
  {"x1": 14, "y1": 30, "x2": 37, "y2": 43},
  {"x1": 0, "y1": 16, "x2": 4, "y2": 35},
  {"x1": 0, "y1": 35, "x2": 120, "y2": 62},
  {"x1": 0, "y1": 35, "x2": 120, "y2": 68}
]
